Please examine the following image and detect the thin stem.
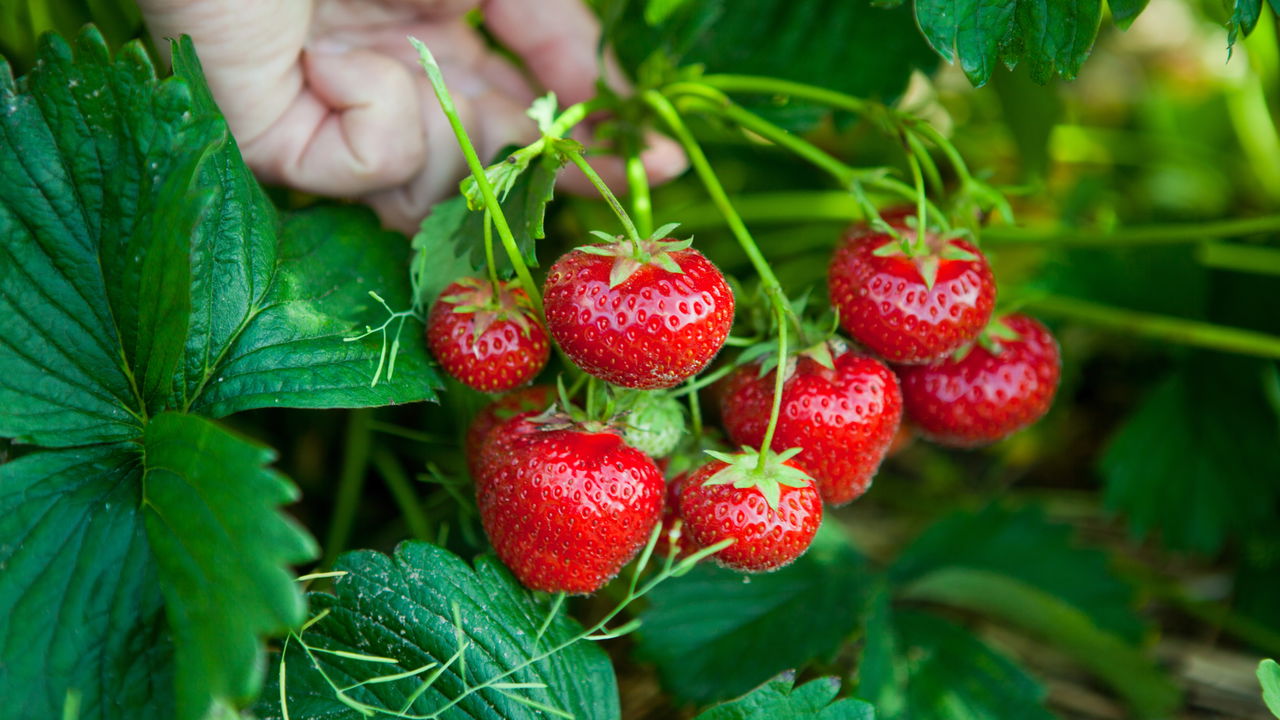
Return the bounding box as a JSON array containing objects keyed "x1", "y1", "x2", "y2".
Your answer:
[
  {"x1": 983, "y1": 215, "x2": 1280, "y2": 246},
  {"x1": 1030, "y1": 295, "x2": 1280, "y2": 360},
  {"x1": 686, "y1": 377, "x2": 703, "y2": 438},
  {"x1": 757, "y1": 306, "x2": 788, "y2": 470},
  {"x1": 372, "y1": 447, "x2": 431, "y2": 541},
  {"x1": 906, "y1": 151, "x2": 928, "y2": 253},
  {"x1": 483, "y1": 211, "x2": 499, "y2": 292},
  {"x1": 586, "y1": 376, "x2": 599, "y2": 421},
  {"x1": 411, "y1": 38, "x2": 543, "y2": 316},
  {"x1": 643, "y1": 91, "x2": 789, "y2": 314},
  {"x1": 564, "y1": 148, "x2": 643, "y2": 249},
  {"x1": 323, "y1": 409, "x2": 373, "y2": 570},
  {"x1": 1196, "y1": 242, "x2": 1280, "y2": 276},
  {"x1": 626, "y1": 152, "x2": 654, "y2": 237},
  {"x1": 699, "y1": 74, "x2": 873, "y2": 115}
]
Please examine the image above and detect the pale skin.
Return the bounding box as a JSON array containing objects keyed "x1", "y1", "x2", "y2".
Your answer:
[{"x1": 139, "y1": 0, "x2": 686, "y2": 233}]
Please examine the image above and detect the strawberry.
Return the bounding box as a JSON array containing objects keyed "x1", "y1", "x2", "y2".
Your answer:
[
  {"x1": 466, "y1": 385, "x2": 556, "y2": 486},
  {"x1": 477, "y1": 424, "x2": 665, "y2": 593},
  {"x1": 827, "y1": 217, "x2": 995, "y2": 365},
  {"x1": 622, "y1": 392, "x2": 687, "y2": 458},
  {"x1": 543, "y1": 238, "x2": 734, "y2": 389},
  {"x1": 676, "y1": 449, "x2": 822, "y2": 572},
  {"x1": 720, "y1": 339, "x2": 901, "y2": 506},
  {"x1": 427, "y1": 277, "x2": 549, "y2": 393},
  {"x1": 897, "y1": 314, "x2": 1061, "y2": 447}
]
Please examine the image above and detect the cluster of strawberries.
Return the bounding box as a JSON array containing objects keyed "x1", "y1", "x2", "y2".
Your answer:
[{"x1": 426, "y1": 212, "x2": 1060, "y2": 594}]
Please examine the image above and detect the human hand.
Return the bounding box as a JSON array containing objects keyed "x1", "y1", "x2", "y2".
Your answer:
[{"x1": 140, "y1": 0, "x2": 686, "y2": 232}]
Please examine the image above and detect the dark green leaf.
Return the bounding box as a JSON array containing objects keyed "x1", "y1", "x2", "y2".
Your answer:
[
  {"x1": 694, "y1": 673, "x2": 874, "y2": 720},
  {"x1": 0, "y1": 29, "x2": 209, "y2": 446},
  {"x1": 636, "y1": 524, "x2": 872, "y2": 704},
  {"x1": 1259, "y1": 659, "x2": 1280, "y2": 718},
  {"x1": 1228, "y1": 0, "x2": 1264, "y2": 51},
  {"x1": 900, "y1": 569, "x2": 1178, "y2": 718},
  {"x1": 610, "y1": 0, "x2": 937, "y2": 130},
  {"x1": 259, "y1": 541, "x2": 619, "y2": 720},
  {"x1": 0, "y1": 444, "x2": 174, "y2": 720},
  {"x1": 1108, "y1": 0, "x2": 1151, "y2": 30},
  {"x1": 858, "y1": 601, "x2": 1055, "y2": 720},
  {"x1": 891, "y1": 504, "x2": 1146, "y2": 642},
  {"x1": 188, "y1": 206, "x2": 441, "y2": 417},
  {"x1": 913, "y1": 0, "x2": 1119, "y2": 86},
  {"x1": 142, "y1": 413, "x2": 316, "y2": 720},
  {"x1": 1101, "y1": 356, "x2": 1280, "y2": 553}
]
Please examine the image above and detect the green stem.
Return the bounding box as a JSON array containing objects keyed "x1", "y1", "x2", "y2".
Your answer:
[
  {"x1": 643, "y1": 90, "x2": 789, "y2": 310},
  {"x1": 372, "y1": 447, "x2": 431, "y2": 541},
  {"x1": 625, "y1": 152, "x2": 654, "y2": 237},
  {"x1": 906, "y1": 151, "x2": 928, "y2": 253},
  {"x1": 483, "y1": 211, "x2": 500, "y2": 292},
  {"x1": 1196, "y1": 242, "x2": 1280, "y2": 276},
  {"x1": 586, "y1": 376, "x2": 599, "y2": 421},
  {"x1": 698, "y1": 74, "x2": 873, "y2": 115},
  {"x1": 564, "y1": 148, "x2": 643, "y2": 248},
  {"x1": 411, "y1": 38, "x2": 543, "y2": 316},
  {"x1": 1029, "y1": 295, "x2": 1280, "y2": 360},
  {"x1": 757, "y1": 306, "x2": 787, "y2": 469},
  {"x1": 984, "y1": 215, "x2": 1280, "y2": 246},
  {"x1": 686, "y1": 377, "x2": 703, "y2": 438},
  {"x1": 323, "y1": 409, "x2": 373, "y2": 570}
]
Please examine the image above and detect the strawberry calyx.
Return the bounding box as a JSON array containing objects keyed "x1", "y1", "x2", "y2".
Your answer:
[
  {"x1": 699, "y1": 446, "x2": 815, "y2": 511},
  {"x1": 441, "y1": 277, "x2": 540, "y2": 345},
  {"x1": 952, "y1": 315, "x2": 1023, "y2": 361},
  {"x1": 577, "y1": 222, "x2": 694, "y2": 288},
  {"x1": 868, "y1": 226, "x2": 980, "y2": 291}
]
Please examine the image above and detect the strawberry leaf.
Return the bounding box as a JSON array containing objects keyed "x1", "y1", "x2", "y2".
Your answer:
[
  {"x1": 636, "y1": 524, "x2": 872, "y2": 704},
  {"x1": 258, "y1": 542, "x2": 619, "y2": 720},
  {"x1": 693, "y1": 673, "x2": 874, "y2": 720},
  {"x1": 1259, "y1": 660, "x2": 1280, "y2": 718}
]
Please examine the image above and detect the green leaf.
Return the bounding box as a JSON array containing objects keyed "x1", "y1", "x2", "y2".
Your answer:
[
  {"x1": 188, "y1": 206, "x2": 441, "y2": 416},
  {"x1": 259, "y1": 541, "x2": 619, "y2": 720},
  {"x1": 914, "y1": 0, "x2": 1114, "y2": 86},
  {"x1": 609, "y1": 0, "x2": 937, "y2": 131},
  {"x1": 1108, "y1": 0, "x2": 1151, "y2": 30},
  {"x1": 1101, "y1": 357, "x2": 1280, "y2": 553},
  {"x1": 901, "y1": 569, "x2": 1178, "y2": 718},
  {"x1": 858, "y1": 604, "x2": 1056, "y2": 720},
  {"x1": 0, "y1": 29, "x2": 207, "y2": 446},
  {"x1": 645, "y1": 0, "x2": 696, "y2": 25},
  {"x1": 694, "y1": 673, "x2": 875, "y2": 720},
  {"x1": 891, "y1": 504, "x2": 1147, "y2": 642},
  {"x1": 0, "y1": 444, "x2": 174, "y2": 720},
  {"x1": 635, "y1": 524, "x2": 872, "y2": 704},
  {"x1": 1259, "y1": 659, "x2": 1280, "y2": 718},
  {"x1": 142, "y1": 412, "x2": 317, "y2": 720},
  {"x1": 1228, "y1": 0, "x2": 1264, "y2": 52},
  {"x1": 412, "y1": 195, "x2": 477, "y2": 310}
]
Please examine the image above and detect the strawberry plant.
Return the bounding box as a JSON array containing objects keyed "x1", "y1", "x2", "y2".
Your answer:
[{"x1": 4, "y1": 1, "x2": 1280, "y2": 719}]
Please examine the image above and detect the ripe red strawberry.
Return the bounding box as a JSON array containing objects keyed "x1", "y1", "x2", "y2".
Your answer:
[
  {"x1": 543, "y1": 238, "x2": 734, "y2": 389},
  {"x1": 720, "y1": 340, "x2": 901, "y2": 506},
  {"x1": 828, "y1": 218, "x2": 995, "y2": 364},
  {"x1": 676, "y1": 449, "x2": 822, "y2": 572},
  {"x1": 897, "y1": 314, "x2": 1061, "y2": 447},
  {"x1": 478, "y1": 425, "x2": 665, "y2": 593},
  {"x1": 427, "y1": 277, "x2": 549, "y2": 393},
  {"x1": 466, "y1": 385, "x2": 556, "y2": 486}
]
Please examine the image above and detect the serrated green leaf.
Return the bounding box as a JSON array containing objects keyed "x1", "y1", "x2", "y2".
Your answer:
[
  {"x1": 891, "y1": 504, "x2": 1147, "y2": 641},
  {"x1": 258, "y1": 542, "x2": 619, "y2": 720},
  {"x1": 1228, "y1": 0, "x2": 1264, "y2": 52},
  {"x1": 1259, "y1": 660, "x2": 1280, "y2": 718},
  {"x1": 859, "y1": 604, "x2": 1056, "y2": 720},
  {"x1": 636, "y1": 524, "x2": 871, "y2": 704},
  {"x1": 914, "y1": 0, "x2": 1108, "y2": 86},
  {"x1": 142, "y1": 413, "x2": 317, "y2": 720},
  {"x1": 901, "y1": 569, "x2": 1177, "y2": 718},
  {"x1": 1108, "y1": 0, "x2": 1151, "y2": 30},
  {"x1": 0, "y1": 444, "x2": 174, "y2": 720},
  {"x1": 411, "y1": 195, "x2": 475, "y2": 310},
  {"x1": 1101, "y1": 357, "x2": 1280, "y2": 553},
  {"x1": 610, "y1": 0, "x2": 936, "y2": 132},
  {"x1": 694, "y1": 673, "x2": 874, "y2": 720},
  {"x1": 188, "y1": 206, "x2": 441, "y2": 416}
]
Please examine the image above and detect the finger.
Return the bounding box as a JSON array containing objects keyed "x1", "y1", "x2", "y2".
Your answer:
[
  {"x1": 556, "y1": 130, "x2": 688, "y2": 196},
  {"x1": 481, "y1": 0, "x2": 627, "y2": 106},
  {"x1": 243, "y1": 47, "x2": 426, "y2": 195},
  {"x1": 138, "y1": 0, "x2": 311, "y2": 144}
]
